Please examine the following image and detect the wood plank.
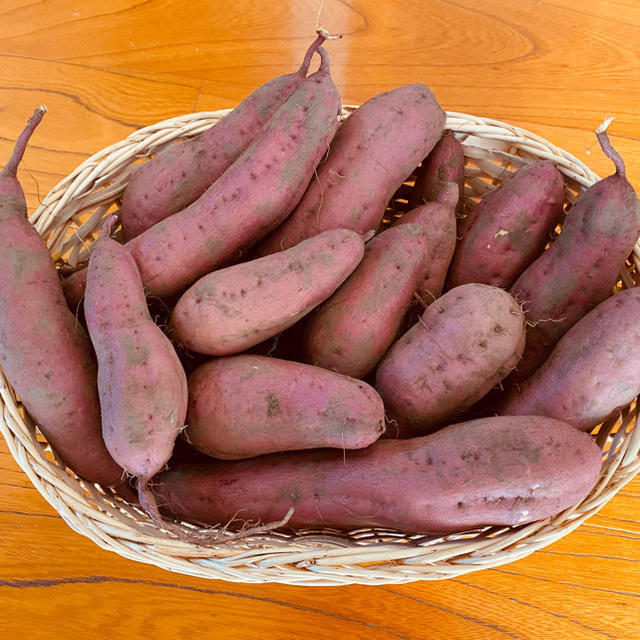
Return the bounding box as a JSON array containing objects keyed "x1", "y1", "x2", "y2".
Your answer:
[{"x1": 0, "y1": 54, "x2": 201, "y2": 213}]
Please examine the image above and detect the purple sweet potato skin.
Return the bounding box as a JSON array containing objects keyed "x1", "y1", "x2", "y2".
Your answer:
[
  {"x1": 170, "y1": 228, "x2": 364, "y2": 356},
  {"x1": 254, "y1": 83, "x2": 446, "y2": 256},
  {"x1": 393, "y1": 182, "x2": 458, "y2": 302},
  {"x1": 153, "y1": 416, "x2": 602, "y2": 534},
  {"x1": 120, "y1": 36, "x2": 324, "y2": 241},
  {"x1": 62, "y1": 268, "x2": 87, "y2": 312},
  {"x1": 129, "y1": 54, "x2": 340, "y2": 299},
  {"x1": 375, "y1": 283, "x2": 525, "y2": 437},
  {"x1": 84, "y1": 225, "x2": 188, "y2": 481},
  {"x1": 446, "y1": 161, "x2": 565, "y2": 290},
  {"x1": 186, "y1": 354, "x2": 385, "y2": 459},
  {"x1": 500, "y1": 287, "x2": 640, "y2": 431},
  {"x1": 302, "y1": 224, "x2": 427, "y2": 378},
  {"x1": 509, "y1": 162, "x2": 640, "y2": 381},
  {"x1": 410, "y1": 131, "x2": 465, "y2": 211},
  {"x1": 63, "y1": 48, "x2": 341, "y2": 306},
  {"x1": 0, "y1": 110, "x2": 127, "y2": 492}
]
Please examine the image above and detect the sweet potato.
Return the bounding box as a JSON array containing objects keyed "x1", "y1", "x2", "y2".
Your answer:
[
  {"x1": 302, "y1": 224, "x2": 427, "y2": 378},
  {"x1": 253, "y1": 83, "x2": 446, "y2": 256},
  {"x1": 409, "y1": 131, "x2": 465, "y2": 212},
  {"x1": 446, "y1": 161, "x2": 565, "y2": 290},
  {"x1": 375, "y1": 283, "x2": 525, "y2": 437},
  {"x1": 499, "y1": 287, "x2": 640, "y2": 431},
  {"x1": 0, "y1": 108, "x2": 129, "y2": 494},
  {"x1": 186, "y1": 354, "x2": 385, "y2": 459},
  {"x1": 170, "y1": 228, "x2": 364, "y2": 356},
  {"x1": 153, "y1": 416, "x2": 602, "y2": 535},
  {"x1": 508, "y1": 122, "x2": 640, "y2": 381},
  {"x1": 120, "y1": 34, "x2": 326, "y2": 241},
  {"x1": 63, "y1": 45, "x2": 341, "y2": 306},
  {"x1": 393, "y1": 182, "x2": 458, "y2": 304},
  {"x1": 84, "y1": 217, "x2": 188, "y2": 523}
]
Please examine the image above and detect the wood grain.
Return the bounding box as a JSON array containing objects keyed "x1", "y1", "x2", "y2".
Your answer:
[{"x1": 1, "y1": 1, "x2": 639, "y2": 638}]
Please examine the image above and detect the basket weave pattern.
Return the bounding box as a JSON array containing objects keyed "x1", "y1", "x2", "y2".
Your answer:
[{"x1": 2, "y1": 108, "x2": 639, "y2": 585}]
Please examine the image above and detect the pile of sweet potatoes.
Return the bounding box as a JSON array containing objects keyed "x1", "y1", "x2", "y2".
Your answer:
[{"x1": 2, "y1": 37, "x2": 639, "y2": 541}]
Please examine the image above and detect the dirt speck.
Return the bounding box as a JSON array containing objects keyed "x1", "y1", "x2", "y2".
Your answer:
[{"x1": 266, "y1": 393, "x2": 280, "y2": 417}]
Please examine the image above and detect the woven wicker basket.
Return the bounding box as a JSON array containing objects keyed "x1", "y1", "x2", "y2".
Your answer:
[{"x1": 1, "y1": 108, "x2": 639, "y2": 585}]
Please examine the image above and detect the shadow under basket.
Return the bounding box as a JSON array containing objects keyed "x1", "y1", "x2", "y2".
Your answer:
[{"x1": 1, "y1": 108, "x2": 639, "y2": 585}]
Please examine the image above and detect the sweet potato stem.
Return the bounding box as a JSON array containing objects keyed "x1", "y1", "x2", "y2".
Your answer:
[
  {"x1": 138, "y1": 479, "x2": 294, "y2": 545},
  {"x1": 137, "y1": 479, "x2": 202, "y2": 542},
  {"x1": 2, "y1": 106, "x2": 47, "y2": 177},
  {"x1": 297, "y1": 32, "x2": 328, "y2": 76},
  {"x1": 596, "y1": 117, "x2": 626, "y2": 178},
  {"x1": 316, "y1": 45, "x2": 331, "y2": 75},
  {"x1": 297, "y1": 26, "x2": 341, "y2": 78}
]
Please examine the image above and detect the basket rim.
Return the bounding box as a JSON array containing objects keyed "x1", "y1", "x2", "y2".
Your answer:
[{"x1": 2, "y1": 108, "x2": 640, "y2": 585}]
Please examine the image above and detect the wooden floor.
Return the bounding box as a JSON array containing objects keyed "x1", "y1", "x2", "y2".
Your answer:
[{"x1": 1, "y1": 1, "x2": 639, "y2": 638}]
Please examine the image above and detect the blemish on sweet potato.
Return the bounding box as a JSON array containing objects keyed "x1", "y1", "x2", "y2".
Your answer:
[{"x1": 266, "y1": 393, "x2": 281, "y2": 417}]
